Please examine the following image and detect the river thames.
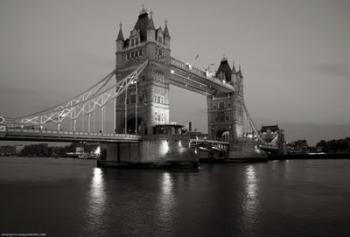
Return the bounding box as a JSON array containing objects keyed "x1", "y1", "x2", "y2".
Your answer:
[{"x1": 0, "y1": 157, "x2": 349, "y2": 237}]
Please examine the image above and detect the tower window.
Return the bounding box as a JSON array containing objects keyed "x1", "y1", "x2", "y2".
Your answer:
[
  {"x1": 139, "y1": 49, "x2": 143, "y2": 56},
  {"x1": 135, "y1": 38, "x2": 139, "y2": 45}
]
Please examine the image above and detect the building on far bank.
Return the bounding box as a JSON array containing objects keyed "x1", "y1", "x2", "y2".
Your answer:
[{"x1": 0, "y1": 145, "x2": 24, "y2": 156}]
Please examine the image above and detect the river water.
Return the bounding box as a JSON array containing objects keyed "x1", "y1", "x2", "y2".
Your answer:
[{"x1": 0, "y1": 157, "x2": 350, "y2": 237}]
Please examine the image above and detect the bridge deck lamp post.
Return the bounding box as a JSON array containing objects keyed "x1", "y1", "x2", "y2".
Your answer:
[
  {"x1": 73, "y1": 119, "x2": 76, "y2": 132},
  {"x1": 88, "y1": 114, "x2": 91, "y2": 133},
  {"x1": 135, "y1": 78, "x2": 138, "y2": 134},
  {"x1": 101, "y1": 107, "x2": 105, "y2": 133},
  {"x1": 114, "y1": 95, "x2": 116, "y2": 133},
  {"x1": 82, "y1": 112, "x2": 84, "y2": 132},
  {"x1": 124, "y1": 87, "x2": 128, "y2": 134}
]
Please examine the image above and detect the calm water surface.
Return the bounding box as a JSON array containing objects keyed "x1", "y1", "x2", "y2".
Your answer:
[{"x1": 0, "y1": 157, "x2": 350, "y2": 237}]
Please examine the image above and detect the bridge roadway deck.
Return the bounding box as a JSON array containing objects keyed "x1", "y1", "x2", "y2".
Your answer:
[
  {"x1": 259, "y1": 144, "x2": 279, "y2": 151},
  {"x1": 0, "y1": 128, "x2": 141, "y2": 143},
  {"x1": 170, "y1": 57, "x2": 235, "y2": 95},
  {"x1": 0, "y1": 128, "x2": 231, "y2": 147}
]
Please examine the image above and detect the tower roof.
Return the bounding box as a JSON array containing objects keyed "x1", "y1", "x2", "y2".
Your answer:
[
  {"x1": 133, "y1": 8, "x2": 154, "y2": 42},
  {"x1": 164, "y1": 20, "x2": 170, "y2": 38},
  {"x1": 215, "y1": 57, "x2": 232, "y2": 81},
  {"x1": 261, "y1": 125, "x2": 279, "y2": 133},
  {"x1": 116, "y1": 23, "x2": 124, "y2": 41}
]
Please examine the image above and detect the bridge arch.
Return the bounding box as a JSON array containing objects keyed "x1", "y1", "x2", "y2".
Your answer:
[
  {"x1": 120, "y1": 117, "x2": 144, "y2": 134},
  {"x1": 216, "y1": 129, "x2": 230, "y2": 142}
]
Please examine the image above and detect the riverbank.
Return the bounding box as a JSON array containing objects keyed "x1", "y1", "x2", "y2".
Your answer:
[{"x1": 269, "y1": 153, "x2": 350, "y2": 160}]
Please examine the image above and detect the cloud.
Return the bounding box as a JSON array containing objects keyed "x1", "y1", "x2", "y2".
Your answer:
[
  {"x1": 194, "y1": 106, "x2": 207, "y2": 116},
  {"x1": 72, "y1": 50, "x2": 113, "y2": 70},
  {"x1": 0, "y1": 87, "x2": 39, "y2": 96},
  {"x1": 306, "y1": 62, "x2": 350, "y2": 79}
]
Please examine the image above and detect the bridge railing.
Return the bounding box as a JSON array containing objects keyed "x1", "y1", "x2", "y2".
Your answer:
[
  {"x1": 5, "y1": 128, "x2": 141, "y2": 140},
  {"x1": 170, "y1": 57, "x2": 207, "y2": 78}
]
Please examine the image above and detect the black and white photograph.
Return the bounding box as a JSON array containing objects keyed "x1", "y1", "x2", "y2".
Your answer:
[{"x1": 1, "y1": 0, "x2": 350, "y2": 236}]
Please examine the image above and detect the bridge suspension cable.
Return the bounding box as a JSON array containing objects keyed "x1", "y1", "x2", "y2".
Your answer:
[
  {"x1": 5, "y1": 60, "x2": 148, "y2": 130},
  {"x1": 242, "y1": 100, "x2": 270, "y2": 146}
]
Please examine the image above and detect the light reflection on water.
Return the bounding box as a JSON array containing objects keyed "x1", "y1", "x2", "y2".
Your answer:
[
  {"x1": 86, "y1": 167, "x2": 106, "y2": 233},
  {"x1": 243, "y1": 165, "x2": 259, "y2": 227},
  {"x1": 157, "y1": 172, "x2": 176, "y2": 228}
]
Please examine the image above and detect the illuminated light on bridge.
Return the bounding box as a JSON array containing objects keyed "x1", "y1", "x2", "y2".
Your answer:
[
  {"x1": 94, "y1": 146, "x2": 101, "y2": 156},
  {"x1": 160, "y1": 140, "x2": 170, "y2": 155},
  {"x1": 254, "y1": 145, "x2": 262, "y2": 154}
]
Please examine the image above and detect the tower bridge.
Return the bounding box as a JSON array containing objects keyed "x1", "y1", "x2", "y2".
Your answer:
[{"x1": 0, "y1": 7, "x2": 274, "y2": 166}]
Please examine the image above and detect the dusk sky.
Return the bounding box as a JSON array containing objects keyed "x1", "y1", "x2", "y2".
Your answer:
[{"x1": 1, "y1": 0, "x2": 350, "y2": 144}]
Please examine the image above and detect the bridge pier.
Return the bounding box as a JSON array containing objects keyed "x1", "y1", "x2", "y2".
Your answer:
[
  {"x1": 97, "y1": 135, "x2": 198, "y2": 168},
  {"x1": 227, "y1": 140, "x2": 267, "y2": 161}
]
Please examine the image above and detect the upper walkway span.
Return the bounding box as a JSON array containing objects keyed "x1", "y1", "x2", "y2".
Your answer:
[{"x1": 169, "y1": 57, "x2": 235, "y2": 95}]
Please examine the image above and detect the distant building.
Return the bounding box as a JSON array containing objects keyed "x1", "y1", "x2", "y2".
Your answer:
[
  {"x1": 260, "y1": 125, "x2": 287, "y2": 154},
  {"x1": 287, "y1": 139, "x2": 309, "y2": 154},
  {"x1": 15, "y1": 145, "x2": 24, "y2": 154},
  {"x1": 260, "y1": 125, "x2": 281, "y2": 143},
  {"x1": 0, "y1": 145, "x2": 16, "y2": 156}
]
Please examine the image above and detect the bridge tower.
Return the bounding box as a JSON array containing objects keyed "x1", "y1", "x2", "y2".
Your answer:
[
  {"x1": 115, "y1": 7, "x2": 171, "y2": 135},
  {"x1": 207, "y1": 58, "x2": 246, "y2": 157}
]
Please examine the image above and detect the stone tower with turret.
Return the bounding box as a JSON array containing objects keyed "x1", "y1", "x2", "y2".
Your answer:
[
  {"x1": 115, "y1": 7, "x2": 171, "y2": 135},
  {"x1": 207, "y1": 58, "x2": 244, "y2": 146}
]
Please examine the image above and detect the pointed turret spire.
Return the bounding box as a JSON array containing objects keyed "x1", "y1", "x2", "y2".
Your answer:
[
  {"x1": 164, "y1": 19, "x2": 171, "y2": 38},
  {"x1": 117, "y1": 22, "x2": 124, "y2": 41},
  {"x1": 147, "y1": 10, "x2": 155, "y2": 30},
  {"x1": 139, "y1": 4, "x2": 147, "y2": 15},
  {"x1": 238, "y1": 65, "x2": 243, "y2": 78},
  {"x1": 232, "y1": 60, "x2": 236, "y2": 73},
  {"x1": 221, "y1": 55, "x2": 227, "y2": 62}
]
